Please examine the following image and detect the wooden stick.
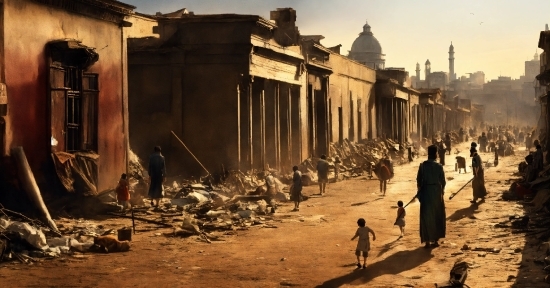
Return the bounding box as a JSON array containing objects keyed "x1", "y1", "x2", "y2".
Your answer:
[
  {"x1": 0, "y1": 205, "x2": 62, "y2": 237},
  {"x1": 170, "y1": 131, "x2": 211, "y2": 177},
  {"x1": 448, "y1": 177, "x2": 474, "y2": 200},
  {"x1": 107, "y1": 212, "x2": 173, "y2": 228},
  {"x1": 131, "y1": 208, "x2": 136, "y2": 234}
]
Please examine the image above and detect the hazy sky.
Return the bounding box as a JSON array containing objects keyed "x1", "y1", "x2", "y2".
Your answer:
[{"x1": 124, "y1": 0, "x2": 550, "y2": 81}]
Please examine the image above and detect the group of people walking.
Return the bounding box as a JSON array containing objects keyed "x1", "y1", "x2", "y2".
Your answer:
[{"x1": 140, "y1": 140, "x2": 493, "y2": 269}]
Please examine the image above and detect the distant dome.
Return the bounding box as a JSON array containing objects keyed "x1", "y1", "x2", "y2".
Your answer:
[
  {"x1": 350, "y1": 22, "x2": 382, "y2": 54},
  {"x1": 348, "y1": 20, "x2": 385, "y2": 70}
]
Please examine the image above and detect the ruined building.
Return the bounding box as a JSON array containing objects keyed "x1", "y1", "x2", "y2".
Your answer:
[
  {"x1": 128, "y1": 9, "x2": 308, "y2": 175},
  {"x1": 0, "y1": 0, "x2": 136, "y2": 197},
  {"x1": 128, "y1": 8, "x2": 377, "y2": 176},
  {"x1": 375, "y1": 69, "x2": 419, "y2": 143}
]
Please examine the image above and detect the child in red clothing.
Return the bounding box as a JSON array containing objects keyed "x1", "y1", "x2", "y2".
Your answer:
[{"x1": 116, "y1": 173, "x2": 131, "y2": 211}]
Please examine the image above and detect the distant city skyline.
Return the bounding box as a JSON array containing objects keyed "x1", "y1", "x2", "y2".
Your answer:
[{"x1": 124, "y1": 0, "x2": 550, "y2": 81}]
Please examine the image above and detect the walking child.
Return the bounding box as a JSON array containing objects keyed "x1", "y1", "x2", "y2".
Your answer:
[
  {"x1": 395, "y1": 200, "x2": 406, "y2": 237},
  {"x1": 334, "y1": 156, "x2": 341, "y2": 182},
  {"x1": 116, "y1": 173, "x2": 131, "y2": 211},
  {"x1": 351, "y1": 218, "x2": 376, "y2": 269},
  {"x1": 290, "y1": 166, "x2": 303, "y2": 211}
]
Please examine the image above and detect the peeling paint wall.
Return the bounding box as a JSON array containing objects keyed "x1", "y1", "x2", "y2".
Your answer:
[
  {"x1": 3, "y1": 0, "x2": 126, "y2": 192},
  {"x1": 328, "y1": 53, "x2": 376, "y2": 143}
]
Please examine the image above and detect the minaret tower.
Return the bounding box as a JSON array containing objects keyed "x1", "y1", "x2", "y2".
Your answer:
[
  {"x1": 415, "y1": 62, "x2": 421, "y2": 88},
  {"x1": 449, "y1": 42, "x2": 455, "y2": 81},
  {"x1": 425, "y1": 59, "x2": 431, "y2": 80},
  {"x1": 546, "y1": 24, "x2": 549, "y2": 31}
]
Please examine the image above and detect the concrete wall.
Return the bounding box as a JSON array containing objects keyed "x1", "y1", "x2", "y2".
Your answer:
[
  {"x1": 328, "y1": 53, "x2": 376, "y2": 143},
  {"x1": 3, "y1": 0, "x2": 126, "y2": 191},
  {"x1": 126, "y1": 14, "x2": 158, "y2": 38}
]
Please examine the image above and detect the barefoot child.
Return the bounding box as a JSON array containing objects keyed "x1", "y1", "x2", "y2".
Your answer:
[
  {"x1": 116, "y1": 173, "x2": 131, "y2": 211},
  {"x1": 351, "y1": 218, "x2": 376, "y2": 269},
  {"x1": 394, "y1": 200, "x2": 406, "y2": 237}
]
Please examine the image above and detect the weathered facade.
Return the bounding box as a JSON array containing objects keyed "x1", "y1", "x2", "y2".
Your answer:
[
  {"x1": 375, "y1": 69, "x2": 416, "y2": 143},
  {"x1": 409, "y1": 89, "x2": 421, "y2": 142},
  {"x1": 327, "y1": 48, "x2": 376, "y2": 144},
  {"x1": 300, "y1": 36, "x2": 332, "y2": 157},
  {"x1": 418, "y1": 89, "x2": 444, "y2": 138},
  {"x1": 0, "y1": 0, "x2": 134, "y2": 193},
  {"x1": 128, "y1": 9, "x2": 314, "y2": 175}
]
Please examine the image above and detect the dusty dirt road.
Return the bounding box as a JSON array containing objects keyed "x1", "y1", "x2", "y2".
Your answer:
[{"x1": 0, "y1": 144, "x2": 545, "y2": 287}]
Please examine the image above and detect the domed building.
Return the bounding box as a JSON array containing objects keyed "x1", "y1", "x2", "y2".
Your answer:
[{"x1": 348, "y1": 20, "x2": 385, "y2": 70}]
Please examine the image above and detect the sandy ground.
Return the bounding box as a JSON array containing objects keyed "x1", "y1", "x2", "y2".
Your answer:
[{"x1": 0, "y1": 143, "x2": 547, "y2": 288}]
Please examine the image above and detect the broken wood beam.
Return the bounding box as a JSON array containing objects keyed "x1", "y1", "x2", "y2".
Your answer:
[{"x1": 107, "y1": 212, "x2": 174, "y2": 228}]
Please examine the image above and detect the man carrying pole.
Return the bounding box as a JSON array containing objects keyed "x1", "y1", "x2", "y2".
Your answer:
[{"x1": 470, "y1": 142, "x2": 487, "y2": 204}]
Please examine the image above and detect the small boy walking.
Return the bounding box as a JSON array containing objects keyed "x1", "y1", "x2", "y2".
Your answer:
[
  {"x1": 116, "y1": 173, "x2": 131, "y2": 211},
  {"x1": 334, "y1": 156, "x2": 342, "y2": 181},
  {"x1": 351, "y1": 218, "x2": 376, "y2": 269},
  {"x1": 394, "y1": 200, "x2": 406, "y2": 237}
]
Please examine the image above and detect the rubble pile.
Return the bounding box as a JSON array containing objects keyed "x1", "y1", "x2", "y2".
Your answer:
[
  {"x1": 297, "y1": 138, "x2": 415, "y2": 182},
  {"x1": 498, "y1": 157, "x2": 550, "y2": 285},
  {"x1": 104, "y1": 185, "x2": 286, "y2": 243},
  {"x1": 0, "y1": 205, "x2": 125, "y2": 264}
]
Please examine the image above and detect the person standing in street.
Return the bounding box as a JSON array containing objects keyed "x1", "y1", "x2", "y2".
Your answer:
[
  {"x1": 444, "y1": 133, "x2": 452, "y2": 155},
  {"x1": 479, "y1": 132, "x2": 488, "y2": 153},
  {"x1": 116, "y1": 173, "x2": 131, "y2": 212},
  {"x1": 316, "y1": 155, "x2": 329, "y2": 196},
  {"x1": 290, "y1": 166, "x2": 302, "y2": 211},
  {"x1": 265, "y1": 171, "x2": 278, "y2": 213},
  {"x1": 437, "y1": 140, "x2": 446, "y2": 165},
  {"x1": 416, "y1": 145, "x2": 446, "y2": 248},
  {"x1": 148, "y1": 146, "x2": 166, "y2": 208},
  {"x1": 470, "y1": 144, "x2": 487, "y2": 204}
]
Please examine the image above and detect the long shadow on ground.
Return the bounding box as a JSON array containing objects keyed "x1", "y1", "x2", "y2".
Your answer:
[
  {"x1": 316, "y1": 247, "x2": 434, "y2": 287},
  {"x1": 375, "y1": 237, "x2": 402, "y2": 258},
  {"x1": 446, "y1": 202, "x2": 483, "y2": 222}
]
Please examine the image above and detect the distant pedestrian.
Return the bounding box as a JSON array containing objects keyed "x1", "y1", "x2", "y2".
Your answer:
[
  {"x1": 265, "y1": 171, "x2": 278, "y2": 213},
  {"x1": 375, "y1": 156, "x2": 392, "y2": 195},
  {"x1": 290, "y1": 166, "x2": 302, "y2": 211},
  {"x1": 148, "y1": 146, "x2": 166, "y2": 208},
  {"x1": 316, "y1": 155, "x2": 329, "y2": 195},
  {"x1": 444, "y1": 133, "x2": 452, "y2": 155},
  {"x1": 116, "y1": 173, "x2": 131, "y2": 211},
  {"x1": 394, "y1": 200, "x2": 406, "y2": 238},
  {"x1": 351, "y1": 218, "x2": 376, "y2": 269},
  {"x1": 416, "y1": 145, "x2": 446, "y2": 248},
  {"x1": 334, "y1": 156, "x2": 342, "y2": 181},
  {"x1": 437, "y1": 140, "x2": 446, "y2": 165},
  {"x1": 479, "y1": 132, "x2": 488, "y2": 153},
  {"x1": 470, "y1": 145, "x2": 487, "y2": 204}
]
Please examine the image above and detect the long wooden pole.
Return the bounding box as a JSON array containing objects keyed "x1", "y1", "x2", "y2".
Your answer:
[
  {"x1": 448, "y1": 177, "x2": 474, "y2": 200},
  {"x1": 170, "y1": 131, "x2": 211, "y2": 176}
]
